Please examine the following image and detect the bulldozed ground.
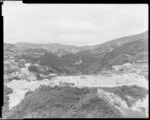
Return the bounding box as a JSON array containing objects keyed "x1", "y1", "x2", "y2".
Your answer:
[{"x1": 3, "y1": 71, "x2": 149, "y2": 118}]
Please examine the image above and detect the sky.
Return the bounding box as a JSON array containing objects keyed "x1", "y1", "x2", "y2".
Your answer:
[{"x1": 3, "y1": 2, "x2": 148, "y2": 46}]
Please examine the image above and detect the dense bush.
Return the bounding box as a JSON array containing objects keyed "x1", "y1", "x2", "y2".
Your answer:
[
  {"x1": 40, "y1": 52, "x2": 65, "y2": 72},
  {"x1": 28, "y1": 65, "x2": 38, "y2": 73},
  {"x1": 4, "y1": 86, "x2": 13, "y2": 95}
]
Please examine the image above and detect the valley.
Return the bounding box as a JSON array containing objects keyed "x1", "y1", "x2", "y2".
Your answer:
[{"x1": 3, "y1": 31, "x2": 149, "y2": 118}]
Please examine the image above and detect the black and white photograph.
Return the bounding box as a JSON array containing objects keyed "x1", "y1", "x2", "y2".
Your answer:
[{"x1": 3, "y1": 2, "x2": 148, "y2": 118}]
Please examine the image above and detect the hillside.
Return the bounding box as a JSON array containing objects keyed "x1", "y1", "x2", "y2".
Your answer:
[
  {"x1": 93, "y1": 31, "x2": 148, "y2": 52},
  {"x1": 3, "y1": 30, "x2": 149, "y2": 118},
  {"x1": 89, "y1": 36, "x2": 148, "y2": 73}
]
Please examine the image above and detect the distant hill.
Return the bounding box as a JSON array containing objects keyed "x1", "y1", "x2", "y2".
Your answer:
[
  {"x1": 86, "y1": 31, "x2": 148, "y2": 73},
  {"x1": 15, "y1": 42, "x2": 81, "y2": 56},
  {"x1": 93, "y1": 31, "x2": 148, "y2": 51}
]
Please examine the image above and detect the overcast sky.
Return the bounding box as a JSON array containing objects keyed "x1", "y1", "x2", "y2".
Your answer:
[{"x1": 3, "y1": 2, "x2": 148, "y2": 46}]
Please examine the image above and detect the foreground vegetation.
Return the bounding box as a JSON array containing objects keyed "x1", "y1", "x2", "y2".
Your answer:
[{"x1": 3, "y1": 86, "x2": 122, "y2": 119}]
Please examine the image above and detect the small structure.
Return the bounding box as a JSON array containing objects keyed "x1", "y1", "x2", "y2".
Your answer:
[
  {"x1": 49, "y1": 73, "x2": 57, "y2": 77},
  {"x1": 74, "y1": 60, "x2": 82, "y2": 65},
  {"x1": 80, "y1": 75, "x2": 86, "y2": 79},
  {"x1": 59, "y1": 81, "x2": 74, "y2": 87}
]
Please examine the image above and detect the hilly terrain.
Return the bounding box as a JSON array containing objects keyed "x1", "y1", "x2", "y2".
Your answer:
[{"x1": 12, "y1": 31, "x2": 148, "y2": 75}]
